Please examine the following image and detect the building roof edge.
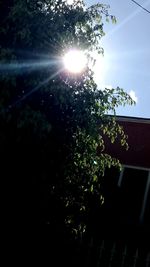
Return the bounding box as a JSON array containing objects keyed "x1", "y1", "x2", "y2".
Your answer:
[{"x1": 116, "y1": 115, "x2": 150, "y2": 124}]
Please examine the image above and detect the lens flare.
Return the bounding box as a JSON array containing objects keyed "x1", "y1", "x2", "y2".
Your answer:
[{"x1": 63, "y1": 49, "x2": 87, "y2": 74}]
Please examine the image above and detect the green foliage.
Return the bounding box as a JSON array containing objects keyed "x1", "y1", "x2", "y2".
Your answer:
[{"x1": 0, "y1": 0, "x2": 134, "y2": 233}]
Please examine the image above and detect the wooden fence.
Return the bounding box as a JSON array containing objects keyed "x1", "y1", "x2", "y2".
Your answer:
[{"x1": 84, "y1": 239, "x2": 150, "y2": 267}]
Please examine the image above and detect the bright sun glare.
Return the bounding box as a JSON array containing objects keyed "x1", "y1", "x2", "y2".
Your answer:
[
  {"x1": 63, "y1": 50, "x2": 87, "y2": 74},
  {"x1": 63, "y1": 49, "x2": 108, "y2": 85},
  {"x1": 66, "y1": 0, "x2": 74, "y2": 4}
]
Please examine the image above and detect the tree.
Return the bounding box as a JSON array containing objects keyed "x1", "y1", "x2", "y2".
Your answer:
[{"x1": 0, "y1": 0, "x2": 134, "y2": 233}]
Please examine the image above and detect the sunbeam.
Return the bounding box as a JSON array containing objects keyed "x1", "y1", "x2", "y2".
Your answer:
[
  {"x1": 0, "y1": 59, "x2": 59, "y2": 73},
  {"x1": 6, "y1": 68, "x2": 64, "y2": 111}
]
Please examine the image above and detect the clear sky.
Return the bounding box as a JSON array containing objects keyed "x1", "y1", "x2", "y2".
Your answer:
[{"x1": 86, "y1": 0, "x2": 150, "y2": 118}]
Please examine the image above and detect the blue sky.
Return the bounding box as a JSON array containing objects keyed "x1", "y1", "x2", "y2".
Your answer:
[{"x1": 86, "y1": 0, "x2": 150, "y2": 118}]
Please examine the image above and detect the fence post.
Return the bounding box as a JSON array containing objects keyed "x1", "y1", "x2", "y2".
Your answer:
[
  {"x1": 121, "y1": 245, "x2": 127, "y2": 267},
  {"x1": 146, "y1": 252, "x2": 150, "y2": 267},
  {"x1": 133, "y1": 249, "x2": 138, "y2": 267},
  {"x1": 108, "y1": 242, "x2": 116, "y2": 267},
  {"x1": 96, "y1": 240, "x2": 105, "y2": 267},
  {"x1": 86, "y1": 236, "x2": 94, "y2": 267}
]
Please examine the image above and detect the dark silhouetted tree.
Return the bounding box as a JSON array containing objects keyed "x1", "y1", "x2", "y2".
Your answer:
[{"x1": 0, "y1": 0, "x2": 134, "y2": 234}]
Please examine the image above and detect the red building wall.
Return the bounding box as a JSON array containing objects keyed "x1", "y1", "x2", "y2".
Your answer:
[{"x1": 104, "y1": 117, "x2": 150, "y2": 169}]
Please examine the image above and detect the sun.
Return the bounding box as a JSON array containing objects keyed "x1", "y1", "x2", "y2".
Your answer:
[
  {"x1": 63, "y1": 49, "x2": 87, "y2": 74},
  {"x1": 63, "y1": 49, "x2": 108, "y2": 83}
]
